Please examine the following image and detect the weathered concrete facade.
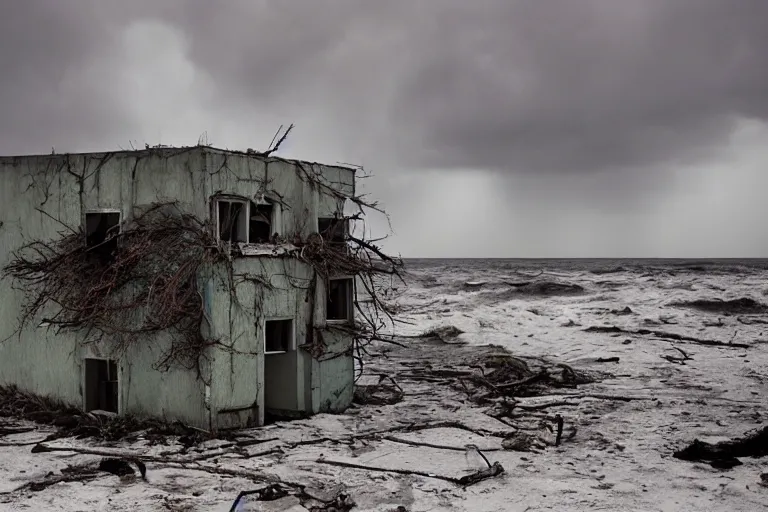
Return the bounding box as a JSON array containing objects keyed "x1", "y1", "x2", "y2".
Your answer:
[{"x1": 0, "y1": 147, "x2": 356, "y2": 430}]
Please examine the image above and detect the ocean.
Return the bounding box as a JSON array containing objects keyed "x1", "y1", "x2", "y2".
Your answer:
[
  {"x1": 388, "y1": 257, "x2": 768, "y2": 343},
  {"x1": 403, "y1": 258, "x2": 768, "y2": 273}
]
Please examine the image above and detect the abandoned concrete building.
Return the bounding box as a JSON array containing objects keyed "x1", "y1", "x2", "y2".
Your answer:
[{"x1": 0, "y1": 146, "x2": 362, "y2": 430}]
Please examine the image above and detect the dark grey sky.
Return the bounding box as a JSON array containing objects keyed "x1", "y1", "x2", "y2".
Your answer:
[{"x1": 2, "y1": 1, "x2": 768, "y2": 257}]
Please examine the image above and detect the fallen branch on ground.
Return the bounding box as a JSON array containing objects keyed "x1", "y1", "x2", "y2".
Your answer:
[
  {"x1": 12, "y1": 471, "x2": 100, "y2": 493},
  {"x1": 281, "y1": 420, "x2": 513, "y2": 450},
  {"x1": 30, "y1": 441, "x2": 283, "y2": 464},
  {"x1": 316, "y1": 458, "x2": 504, "y2": 486},
  {"x1": 381, "y1": 435, "x2": 502, "y2": 452},
  {"x1": 514, "y1": 393, "x2": 652, "y2": 410},
  {"x1": 515, "y1": 400, "x2": 580, "y2": 411},
  {"x1": 584, "y1": 325, "x2": 750, "y2": 349}
]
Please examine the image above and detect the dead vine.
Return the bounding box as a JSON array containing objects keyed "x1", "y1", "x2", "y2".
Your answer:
[
  {"x1": 2, "y1": 202, "x2": 226, "y2": 373},
  {"x1": 289, "y1": 161, "x2": 405, "y2": 367}
]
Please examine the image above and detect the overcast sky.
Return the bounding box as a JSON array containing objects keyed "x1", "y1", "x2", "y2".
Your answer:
[{"x1": 2, "y1": 1, "x2": 768, "y2": 258}]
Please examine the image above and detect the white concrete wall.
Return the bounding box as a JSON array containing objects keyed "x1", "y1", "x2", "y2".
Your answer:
[
  {"x1": 205, "y1": 258, "x2": 314, "y2": 427},
  {"x1": 310, "y1": 278, "x2": 356, "y2": 413},
  {"x1": 0, "y1": 147, "x2": 356, "y2": 429}
]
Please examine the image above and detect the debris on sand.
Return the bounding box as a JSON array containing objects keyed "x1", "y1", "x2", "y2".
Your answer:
[
  {"x1": 229, "y1": 483, "x2": 356, "y2": 512},
  {"x1": 354, "y1": 376, "x2": 404, "y2": 406},
  {"x1": 502, "y1": 431, "x2": 545, "y2": 451},
  {"x1": 420, "y1": 352, "x2": 600, "y2": 403},
  {"x1": 673, "y1": 426, "x2": 768, "y2": 470},
  {"x1": 583, "y1": 325, "x2": 751, "y2": 349},
  {"x1": 98, "y1": 458, "x2": 147, "y2": 479},
  {"x1": 670, "y1": 297, "x2": 768, "y2": 315},
  {"x1": 417, "y1": 325, "x2": 465, "y2": 343},
  {"x1": 10, "y1": 464, "x2": 101, "y2": 493},
  {"x1": 0, "y1": 385, "x2": 222, "y2": 446},
  {"x1": 316, "y1": 457, "x2": 505, "y2": 487}
]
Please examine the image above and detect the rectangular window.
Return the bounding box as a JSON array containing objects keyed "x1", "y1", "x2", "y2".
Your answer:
[
  {"x1": 217, "y1": 199, "x2": 248, "y2": 243},
  {"x1": 318, "y1": 217, "x2": 348, "y2": 246},
  {"x1": 215, "y1": 198, "x2": 279, "y2": 244},
  {"x1": 84, "y1": 358, "x2": 118, "y2": 413},
  {"x1": 327, "y1": 278, "x2": 354, "y2": 321},
  {"x1": 265, "y1": 319, "x2": 294, "y2": 354},
  {"x1": 249, "y1": 202, "x2": 273, "y2": 243},
  {"x1": 85, "y1": 211, "x2": 121, "y2": 263}
]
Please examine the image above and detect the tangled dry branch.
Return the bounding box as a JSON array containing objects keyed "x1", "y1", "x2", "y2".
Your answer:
[
  {"x1": 3, "y1": 203, "x2": 224, "y2": 372},
  {"x1": 298, "y1": 228, "x2": 405, "y2": 372}
]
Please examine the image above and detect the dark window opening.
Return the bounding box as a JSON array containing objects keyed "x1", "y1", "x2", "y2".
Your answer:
[
  {"x1": 217, "y1": 200, "x2": 247, "y2": 243},
  {"x1": 265, "y1": 319, "x2": 293, "y2": 353},
  {"x1": 84, "y1": 358, "x2": 118, "y2": 413},
  {"x1": 249, "y1": 202, "x2": 273, "y2": 243},
  {"x1": 85, "y1": 212, "x2": 120, "y2": 263},
  {"x1": 327, "y1": 278, "x2": 353, "y2": 321},
  {"x1": 318, "y1": 217, "x2": 348, "y2": 246}
]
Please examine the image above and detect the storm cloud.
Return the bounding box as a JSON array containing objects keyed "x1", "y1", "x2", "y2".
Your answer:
[{"x1": 2, "y1": 1, "x2": 768, "y2": 256}]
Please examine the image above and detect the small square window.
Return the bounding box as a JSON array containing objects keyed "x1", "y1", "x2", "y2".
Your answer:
[
  {"x1": 318, "y1": 217, "x2": 348, "y2": 245},
  {"x1": 265, "y1": 319, "x2": 294, "y2": 353},
  {"x1": 327, "y1": 278, "x2": 354, "y2": 321}
]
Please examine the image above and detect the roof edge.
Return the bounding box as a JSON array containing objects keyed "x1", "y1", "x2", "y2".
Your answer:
[{"x1": 0, "y1": 145, "x2": 358, "y2": 173}]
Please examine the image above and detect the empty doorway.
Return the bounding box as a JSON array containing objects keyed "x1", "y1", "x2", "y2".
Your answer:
[{"x1": 263, "y1": 318, "x2": 300, "y2": 423}]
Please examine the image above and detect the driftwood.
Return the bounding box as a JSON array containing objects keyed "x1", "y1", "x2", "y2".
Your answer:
[
  {"x1": 226, "y1": 482, "x2": 355, "y2": 512},
  {"x1": 515, "y1": 393, "x2": 651, "y2": 411},
  {"x1": 382, "y1": 435, "x2": 502, "y2": 452},
  {"x1": 315, "y1": 458, "x2": 505, "y2": 487},
  {"x1": 30, "y1": 441, "x2": 283, "y2": 464},
  {"x1": 2, "y1": 459, "x2": 146, "y2": 494},
  {"x1": 584, "y1": 325, "x2": 750, "y2": 349},
  {"x1": 9, "y1": 471, "x2": 100, "y2": 493},
  {"x1": 673, "y1": 426, "x2": 768, "y2": 469}
]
